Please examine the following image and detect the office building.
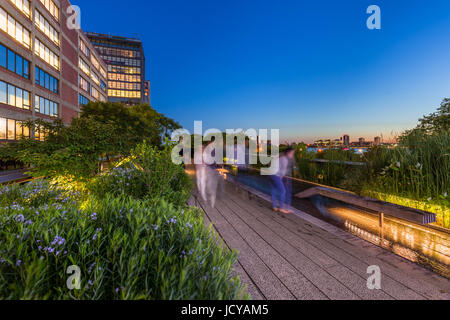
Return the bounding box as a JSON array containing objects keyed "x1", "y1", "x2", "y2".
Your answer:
[
  {"x1": 374, "y1": 136, "x2": 381, "y2": 146},
  {"x1": 85, "y1": 32, "x2": 149, "y2": 105},
  {"x1": 359, "y1": 137, "x2": 365, "y2": 146},
  {"x1": 343, "y1": 134, "x2": 350, "y2": 147},
  {"x1": 0, "y1": 0, "x2": 108, "y2": 142}
]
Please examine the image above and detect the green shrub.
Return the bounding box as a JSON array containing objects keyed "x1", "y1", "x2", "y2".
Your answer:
[
  {"x1": 0, "y1": 183, "x2": 248, "y2": 300},
  {"x1": 88, "y1": 141, "x2": 192, "y2": 207}
]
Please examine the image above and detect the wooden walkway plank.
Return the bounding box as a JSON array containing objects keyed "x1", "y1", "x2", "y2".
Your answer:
[
  {"x1": 194, "y1": 194, "x2": 296, "y2": 300},
  {"x1": 223, "y1": 191, "x2": 394, "y2": 300},
  {"x1": 225, "y1": 184, "x2": 449, "y2": 300},
  {"x1": 213, "y1": 198, "x2": 330, "y2": 300},
  {"x1": 219, "y1": 196, "x2": 364, "y2": 300}
]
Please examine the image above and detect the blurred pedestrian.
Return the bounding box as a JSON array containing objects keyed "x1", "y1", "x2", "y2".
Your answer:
[{"x1": 270, "y1": 147, "x2": 295, "y2": 214}]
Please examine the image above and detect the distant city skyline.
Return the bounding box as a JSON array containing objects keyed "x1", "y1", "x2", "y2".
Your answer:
[{"x1": 74, "y1": 0, "x2": 450, "y2": 142}]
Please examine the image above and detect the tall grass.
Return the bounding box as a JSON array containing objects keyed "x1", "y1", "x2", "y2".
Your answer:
[{"x1": 294, "y1": 131, "x2": 449, "y2": 228}]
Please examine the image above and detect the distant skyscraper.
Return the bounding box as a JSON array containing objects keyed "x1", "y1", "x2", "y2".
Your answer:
[
  {"x1": 359, "y1": 138, "x2": 365, "y2": 146},
  {"x1": 343, "y1": 135, "x2": 350, "y2": 147},
  {"x1": 86, "y1": 32, "x2": 147, "y2": 105},
  {"x1": 374, "y1": 136, "x2": 381, "y2": 145},
  {"x1": 144, "y1": 80, "x2": 151, "y2": 105}
]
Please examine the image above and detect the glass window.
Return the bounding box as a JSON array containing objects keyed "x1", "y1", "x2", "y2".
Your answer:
[
  {"x1": 16, "y1": 121, "x2": 23, "y2": 139},
  {"x1": 9, "y1": 0, "x2": 31, "y2": 19},
  {"x1": 35, "y1": 38, "x2": 59, "y2": 70},
  {"x1": 16, "y1": 55, "x2": 22, "y2": 76},
  {"x1": 23, "y1": 90, "x2": 29, "y2": 109},
  {"x1": 8, "y1": 84, "x2": 15, "y2": 106},
  {"x1": 7, "y1": 49, "x2": 15, "y2": 72},
  {"x1": 35, "y1": 94, "x2": 58, "y2": 117},
  {"x1": 39, "y1": 0, "x2": 59, "y2": 21},
  {"x1": 40, "y1": 97, "x2": 45, "y2": 114},
  {"x1": 23, "y1": 125, "x2": 30, "y2": 139},
  {"x1": 0, "y1": 117, "x2": 6, "y2": 140},
  {"x1": 40, "y1": 69, "x2": 45, "y2": 86},
  {"x1": 23, "y1": 59, "x2": 29, "y2": 78},
  {"x1": 45, "y1": 73, "x2": 50, "y2": 89},
  {"x1": 7, "y1": 119, "x2": 15, "y2": 140},
  {"x1": 0, "y1": 8, "x2": 6, "y2": 32},
  {"x1": 0, "y1": 81, "x2": 6, "y2": 104},
  {"x1": 1, "y1": 9, "x2": 31, "y2": 49},
  {"x1": 0, "y1": 44, "x2": 6, "y2": 68},
  {"x1": 35, "y1": 10, "x2": 60, "y2": 46},
  {"x1": 16, "y1": 88, "x2": 23, "y2": 109}
]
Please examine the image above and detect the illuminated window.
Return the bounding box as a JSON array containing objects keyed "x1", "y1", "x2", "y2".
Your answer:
[
  {"x1": 8, "y1": 0, "x2": 31, "y2": 19},
  {"x1": 79, "y1": 75, "x2": 90, "y2": 93},
  {"x1": 39, "y1": 0, "x2": 59, "y2": 21},
  {"x1": 91, "y1": 86, "x2": 99, "y2": 100},
  {"x1": 35, "y1": 10, "x2": 59, "y2": 46},
  {"x1": 79, "y1": 57, "x2": 90, "y2": 76},
  {"x1": 0, "y1": 8, "x2": 31, "y2": 49},
  {"x1": 80, "y1": 39, "x2": 90, "y2": 57},
  {"x1": 100, "y1": 66, "x2": 107, "y2": 78},
  {"x1": 34, "y1": 94, "x2": 58, "y2": 117},
  {"x1": 0, "y1": 80, "x2": 30, "y2": 110},
  {"x1": 108, "y1": 89, "x2": 141, "y2": 99},
  {"x1": 34, "y1": 123, "x2": 46, "y2": 141},
  {"x1": 91, "y1": 72, "x2": 100, "y2": 86},
  {"x1": 34, "y1": 38, "x2": 59, "y2": 70},
  {"x1": 107, "y1": 65, "x2": 140, "y2": 75},
  {"x1": 91, "y1": 54, "x2": 100, "y2": 70}
]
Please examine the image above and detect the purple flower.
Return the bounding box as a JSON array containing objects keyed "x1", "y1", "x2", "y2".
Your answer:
[
  {"x1": 16, "y1": 260, "x2": 22, "y2": 266},
  {"x1": 169, "y1": 217, "x2": 177, "y2": 224}
]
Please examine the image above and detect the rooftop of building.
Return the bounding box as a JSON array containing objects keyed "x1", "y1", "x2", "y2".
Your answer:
[{"x1": 85, "y1": 32, "x2": 142, "y2": 45}]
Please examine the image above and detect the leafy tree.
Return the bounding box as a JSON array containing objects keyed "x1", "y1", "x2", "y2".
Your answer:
[
  {"x1": 0, "y1": 102, "x2": 182, "y2": 180},
  {"x1": 404, "y1": 98, "x2": 450, "y2": 136}
]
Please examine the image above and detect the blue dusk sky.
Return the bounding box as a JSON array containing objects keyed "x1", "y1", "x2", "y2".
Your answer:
[{"x1": 74, "y1": 0, "x2": 450, "y2": 143}]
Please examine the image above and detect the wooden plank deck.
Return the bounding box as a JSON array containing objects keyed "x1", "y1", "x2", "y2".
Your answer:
[{"x1": 190, "y1": 181, "x2": 450, "y2": 300}]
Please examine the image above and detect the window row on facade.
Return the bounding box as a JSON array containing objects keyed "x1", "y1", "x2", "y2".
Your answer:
[
  {"x1": 79, "y1": 75, "x2": 106, "y2": 102},
  {"x1": 79, "y1": 57, "x2": 107, "y2": 90},
  {"x1": 0, "y1": 116, "x2": 48, "y2": 141},
  {"x1": 0, "y1": 42, "x2": 30, "y2": 79},
  {"x1": 35, "y1": 66, "x2": 58, "y2": 94},
  {"x1": 108, "y1": 81, "x2": 141, "y2": 91},
  {"x1": 0, "y1": 117, "x2": 30, "y2": 140},
  {"x1": 107, "y1": 65, "x2": 141, "y2": 75},
  {"x1": 0, "y1": 80, "x2": 30, "y2": 110},
  {"x1": 108, "y1": 89, "x2": 141, "y2": 99},
  {"x1": 94, "y1": 46, "x2": 141, "y2": 59},
  {"x1": 101, "y1": 55, "x2": 141, "y2": 67},
  {"x1": 79, "y1": 39, "x2": 107, "y2": 78},
  {"x1": 108, "y1": 73, "x2": 140, "y2": 83},
  {"x1": 35, "y1": 94, "x2": 58, "y2": 117},
  {"x1": 35, "y1": 9, "x2": 59, "y2": 46},
  {"x1": 0, "y1": 7, "x2": 32, "y2": 49},
  {"x1": 35, "y1": 38, "x2": 59, "y2": 70},
  {"x1": 39, "y1": 0, "x2": 59, "y2": 21},
  {"x1": 8, "y1": 0, "x2": 31, "y2": 19}
]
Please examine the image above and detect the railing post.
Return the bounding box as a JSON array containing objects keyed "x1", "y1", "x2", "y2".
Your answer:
[{"x1": 379, "y1": 212, "x2": 384, "y2": 244}]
